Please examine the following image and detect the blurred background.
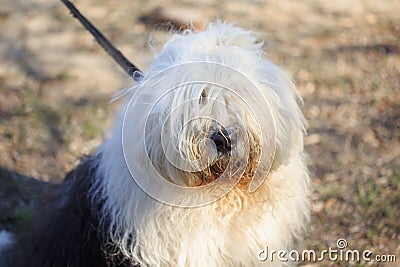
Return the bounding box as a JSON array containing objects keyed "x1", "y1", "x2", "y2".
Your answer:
[{"x1": 0, "y1": 0, "x2": 399, "y2": 265}]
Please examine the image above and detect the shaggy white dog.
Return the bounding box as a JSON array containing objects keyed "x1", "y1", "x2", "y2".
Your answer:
[
  {"x1": 7, "y1": 22, "x2": 310, "y2": 267},
  {"x1": 93, "y1": 22, "x2": 310, "y2": 266}
]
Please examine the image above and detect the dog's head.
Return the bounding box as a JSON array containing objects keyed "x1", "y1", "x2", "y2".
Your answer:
[{"x1": 121, "y1": 22, "x2": 305, "y2": 206}]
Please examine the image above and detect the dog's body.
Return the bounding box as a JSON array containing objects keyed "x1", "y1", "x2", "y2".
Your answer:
[{"x1": 7, "y1": 23, "x2": 310, "y2": 267}]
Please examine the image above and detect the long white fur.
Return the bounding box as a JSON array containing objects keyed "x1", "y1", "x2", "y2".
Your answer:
[{"x1": 92, "y1": 22, "x2": 310, "y2": 266}]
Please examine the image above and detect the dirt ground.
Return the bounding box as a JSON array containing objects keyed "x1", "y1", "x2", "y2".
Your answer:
[{"x1": 0, "y1": 0, "x2": 399, "y2": 266}]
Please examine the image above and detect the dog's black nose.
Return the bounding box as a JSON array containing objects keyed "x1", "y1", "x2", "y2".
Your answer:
[{"x1": 210, "y1": 129, "x2": 231, "y2": 154}]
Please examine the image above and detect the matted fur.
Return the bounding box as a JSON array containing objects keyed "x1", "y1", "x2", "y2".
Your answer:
[{"x1": 91, "y1": 22, "x2": 311, "y2": 266}]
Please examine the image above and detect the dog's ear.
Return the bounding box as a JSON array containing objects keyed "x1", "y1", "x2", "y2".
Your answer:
[{"x1": 259, "y1": 63, "x2": 306, "y2": 169}]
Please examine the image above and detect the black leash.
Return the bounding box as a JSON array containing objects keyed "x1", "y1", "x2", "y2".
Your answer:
[{"x1": 60, "y1": 0, "x2": 143, "y2": 81}]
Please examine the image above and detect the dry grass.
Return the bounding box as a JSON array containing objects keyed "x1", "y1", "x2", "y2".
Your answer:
[{"x1": 0, "y1": 0, "x2": 399, "y2": 266}]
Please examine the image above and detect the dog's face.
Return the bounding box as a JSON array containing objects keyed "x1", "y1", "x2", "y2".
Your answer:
[
  {"x1": 121, "y1": 24, "x2": 304, "y2": 206},
  {"x1": 143, "y1": 75, "x2": 265, "y2": 188}
]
